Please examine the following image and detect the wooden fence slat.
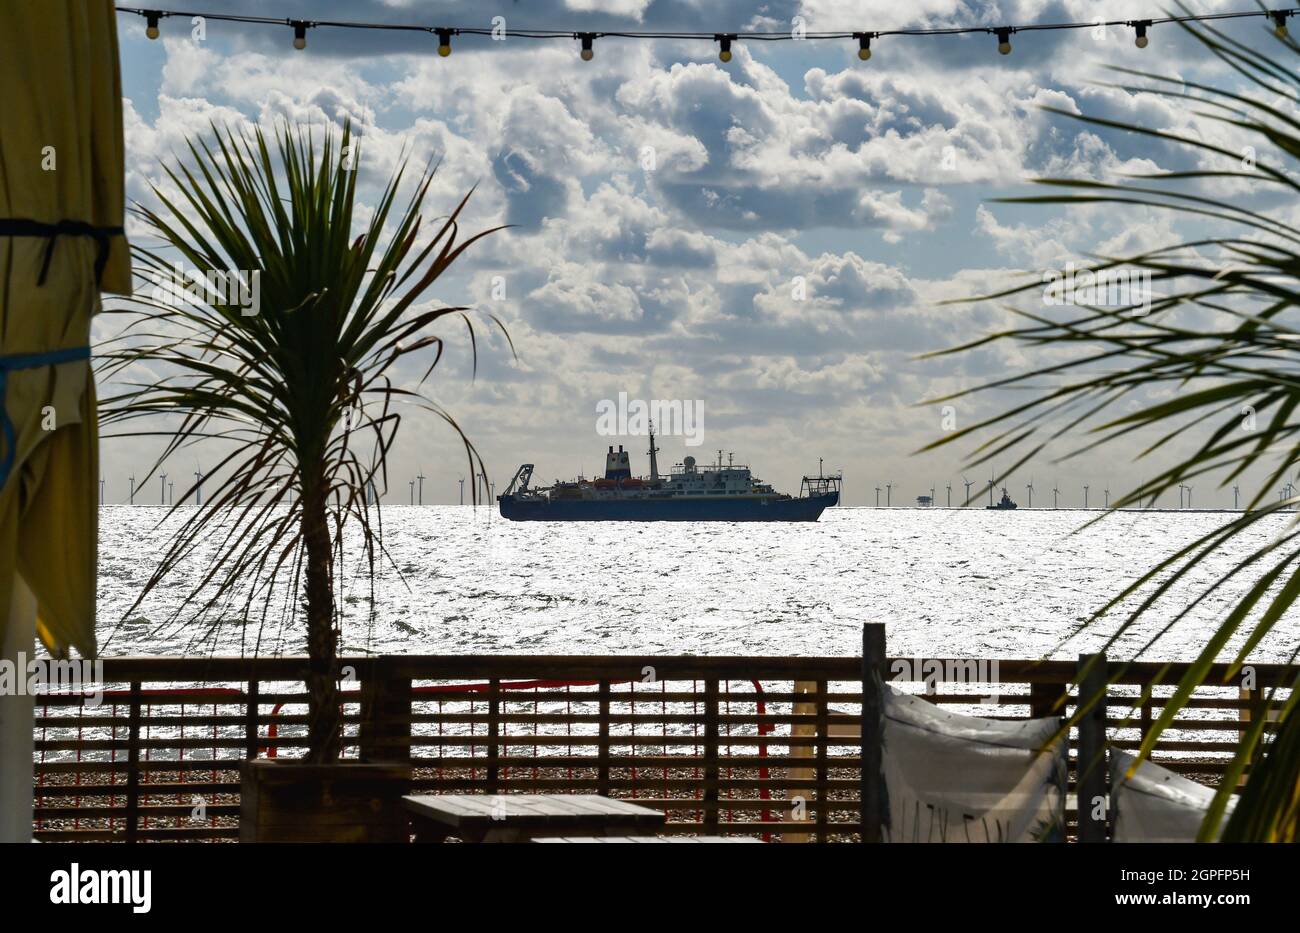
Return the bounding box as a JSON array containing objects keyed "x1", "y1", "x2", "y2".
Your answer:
[
  {"x1": 29, "y1": 651, "x2": 1290, "y2": 843},
  {"x1": 597, "y1": 680, "x2": 611, "y2": 797},
  {"x1": 486, "y1": 679, "x2": 500, "y2": 793},
  {"x1": 1029, "y1": 680, "x2": 1066, "y2": 719},
  {"x1": 1077, "y1": 653, "x2": 1108, "y2": 844},
  {"x1": 861, "y1": 623, "x2": 885, "y2": 843},
  {"x1": 124, "y1": 681, "x2": 142, "y2": 843},
  {"x1": 243, "y1": 679, "x2": 259, "y2": 760},
  {"x1": 703, "y1": 679, "x2": 719, "y2": 835},
  {"x1": 816, "y1": 678, "x2": 829, "y2": 843}
]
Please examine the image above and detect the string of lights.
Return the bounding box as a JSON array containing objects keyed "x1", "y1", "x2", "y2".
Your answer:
[{"x1": 117, "y1": 5, "x2": 1300, "y2": 60}]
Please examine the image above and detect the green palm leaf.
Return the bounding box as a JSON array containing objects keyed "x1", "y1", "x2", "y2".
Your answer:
[
  {"x1": 99, "y1": 121, "x2": 508, "y2": 762},
  {"x1": 928, "y1": 13, "x2": 1299, "y2": 840}
]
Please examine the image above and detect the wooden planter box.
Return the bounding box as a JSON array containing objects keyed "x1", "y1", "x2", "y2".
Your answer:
[{"x1": 239, "y1": 760, "x2": 412, "y2": 843}]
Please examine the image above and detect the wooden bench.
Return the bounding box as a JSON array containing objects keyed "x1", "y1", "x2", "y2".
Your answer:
[{"x1": 403, "y1": 794, "x2": 666, "y2": 843}]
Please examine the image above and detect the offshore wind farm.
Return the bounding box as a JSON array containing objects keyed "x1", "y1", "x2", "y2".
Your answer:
[{"x1": 90, "y1": 468, "x2": 1293, "y2": 511}]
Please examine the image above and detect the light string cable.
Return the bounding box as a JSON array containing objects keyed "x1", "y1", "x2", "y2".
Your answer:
[{"x1": 117, "y1": 6, "x2": 1300, "y2": 57}]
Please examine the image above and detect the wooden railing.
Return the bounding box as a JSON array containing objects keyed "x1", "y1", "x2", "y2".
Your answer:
[{"x1": 31, "y1": 652, "x2": 1294, "y2": 842}]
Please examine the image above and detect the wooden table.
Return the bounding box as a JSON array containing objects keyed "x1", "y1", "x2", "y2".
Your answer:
[
  {"x1": 530, "y1": 842, "x2": 759, "y2": 847},
  {"x1": 403, "y1": 794, "x2": 666, "y2": 843}
]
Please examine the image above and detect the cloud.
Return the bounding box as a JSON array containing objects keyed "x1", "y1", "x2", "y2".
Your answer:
[{"x1": 106, "y1": 1, "x2": 1292, "y2": 502}]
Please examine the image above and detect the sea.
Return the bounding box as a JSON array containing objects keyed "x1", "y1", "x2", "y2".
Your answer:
[{"x1": 94, "y1": 505, "x2": 1299, "y2": 664}]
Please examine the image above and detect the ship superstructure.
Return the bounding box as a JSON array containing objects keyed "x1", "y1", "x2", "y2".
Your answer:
[
  {"x1": 987, "y1": 487, "x2": 1019, "y2": 510},
  {"x1": 498, "y1": 426, "x2": 840, "y2": 522}
]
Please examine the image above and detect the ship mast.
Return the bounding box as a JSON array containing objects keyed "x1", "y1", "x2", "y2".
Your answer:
[{"x1": 647, "y1": 421, "x2": 660, "y2": 481}]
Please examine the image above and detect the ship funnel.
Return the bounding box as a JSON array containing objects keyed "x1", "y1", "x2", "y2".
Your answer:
[{"x1": 605, "y1": 444, "x2": 632, "y2": 481}]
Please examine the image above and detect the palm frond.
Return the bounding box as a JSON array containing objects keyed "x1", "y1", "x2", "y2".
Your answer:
[
  {"x1": 100, "y1": 121, "x2": 507, "y2": 759},
  {"x1": 935, "y1": 13, "x2": 1300, "y2": 839}
]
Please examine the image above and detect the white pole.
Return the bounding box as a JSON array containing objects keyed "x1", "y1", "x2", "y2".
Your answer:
[{"x1": 0, "y1": 575, "x2": 36, "y2": 843}]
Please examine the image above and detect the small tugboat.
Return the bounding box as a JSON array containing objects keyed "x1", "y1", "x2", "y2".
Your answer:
[
  {"x1": 987, "y1": 487, "x2": 1018, "y2": 510},
  {"x1": 498, "y1": 425, "x2": 841, "y2": 522}
]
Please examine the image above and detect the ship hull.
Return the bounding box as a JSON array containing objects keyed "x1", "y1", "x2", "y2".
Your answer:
[{"x1": 498, "y1": 491, "x2": 838, "y2": 522}]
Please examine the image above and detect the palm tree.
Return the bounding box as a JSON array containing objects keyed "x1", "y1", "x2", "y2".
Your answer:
[
  {"x1": 99, "y1": 122, "x2": 507, "y2": 762},
  {"x1": 924, "y1": 18, "x2": 1300, "y2": 841}
]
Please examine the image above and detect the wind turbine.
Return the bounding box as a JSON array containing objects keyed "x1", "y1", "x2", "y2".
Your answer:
[
  {"x1": 1104, "y1": 486, "x2": 1110, "y2": 509},
  {"x1": 409, "y1": 479, "x2": 415, "y2": 505},
  {"x1": 929, "y1": 485, "x2": 935, "y2": 506},
  {"x1": 128, "y1": 474, "x2": 135, "y2": 505},
  {"x1": 1178, "y1": 484, "x2": 1186, "y2": 509},
  {"x1": 459, "y1": 477, "x2": 465, "y2": 506},
  {"x1": 159, "y1": 472, "x2": 167, "y2": 506},
  {"x1": 1026, "y1": 478, "x2": 1034, "y2": 508},
  {"x1": 168, "y1": 480, "x2": 174, "y2": 506},
  {"x1": 417, "y1": 471, "x2": 425, "y2": 506},
  {"x1": 1052, "y1": 481, "x2": 1059, "y2": 509},
  {"x1": 1233, "y1": 484, "x2": 1240, "y2": 510},
  {"x1": 1185, "y1": 485, "x2": 1194, "y2": 509},
  {"x1": 874, "y1": 486, "x2": 881, "y2": 507},
  {"x1": 99, "y1": 477, "x2": 105, "y2": 506},
  {"x1": 988, "y1": 470, "x2": 996, "y2": 508},
  {"x1": 193, "y1": 467, "x2": 202, "y2": 506},
  {"x1": 885, "y1": 483, "x2": 892, "y2": 507},
  {"x1": 1083, "y1": 484, "x2": 1089, "y2": 509},
  {"x1": 963, "y1": 476, "x2": 974, "y2": 506},
  {"x1": 946, "y1": 482, "x2": 952, "y2": 508}
]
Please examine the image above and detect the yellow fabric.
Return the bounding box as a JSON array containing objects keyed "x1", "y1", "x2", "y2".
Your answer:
[{"x1": 0, "y1": 1, "x2": 130, "y2": 657}]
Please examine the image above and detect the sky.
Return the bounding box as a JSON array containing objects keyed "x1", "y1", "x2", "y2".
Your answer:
[{"x1": 101, "y1": 0, "x2": 1293, "y2": 507}]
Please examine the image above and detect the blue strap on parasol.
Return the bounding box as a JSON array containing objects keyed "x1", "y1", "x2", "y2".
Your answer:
[
  {"x1": 0, "y1": 217, "x2": 120, "y2": 488},
  {"x1": 0, "y1": 346, "x2": 92, "y2": 489},
  {"x1": 0, "y1": 218, "x2": 123, "y2": 286}
]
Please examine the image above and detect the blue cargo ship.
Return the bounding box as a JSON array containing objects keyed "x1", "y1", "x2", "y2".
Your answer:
[{"x1": 498, "y1": 428, "x2": 840, "y2": 522}]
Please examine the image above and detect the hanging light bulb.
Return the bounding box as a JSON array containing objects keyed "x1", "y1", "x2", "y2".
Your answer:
[
  {"x1": 995, "y1": 28, "x2": 1013, "y2": 56},
  {"x1": 715, "y1": 34, "x2": 735, "y2": 63},
  {"x1": 1134, "y1": 21, "x2": 1150, "y2": 49},
  {"x1": 436, "y1": 28, "x2": 453, "y2": 57},
  {"x1": 145, "y1": 10, "x2": 161, "y2": 40},
  {"x1": 1274, "y1": 12, "x2": 1290, "y2": 39},
  {"x1": 579, "y1": 33, "x2": 595, "y2": 61},
  {"x1": 854, "y1": 32, "x2": 873, "y2": 61},
  {"x1": 292, "y1": 21, "x2": 307, "y2": 50}
]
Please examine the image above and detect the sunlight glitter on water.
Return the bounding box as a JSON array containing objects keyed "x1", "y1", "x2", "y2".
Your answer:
[{"x1": 95, "y1": 505, "x2": 1298, "y2": 661}]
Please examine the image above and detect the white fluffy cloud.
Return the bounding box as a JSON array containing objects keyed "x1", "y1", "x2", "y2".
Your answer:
[{"x1": 105, "y1": 0, "x2": 1289, "y2": 503}]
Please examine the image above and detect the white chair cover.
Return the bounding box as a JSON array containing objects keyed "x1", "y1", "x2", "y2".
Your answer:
[
  {"x1": 880, "y1": 685, "x2": 1067, "y2": 842},
  {"x1": 1110, "y1": 750, "x2": 1233, "y2": 842}
]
